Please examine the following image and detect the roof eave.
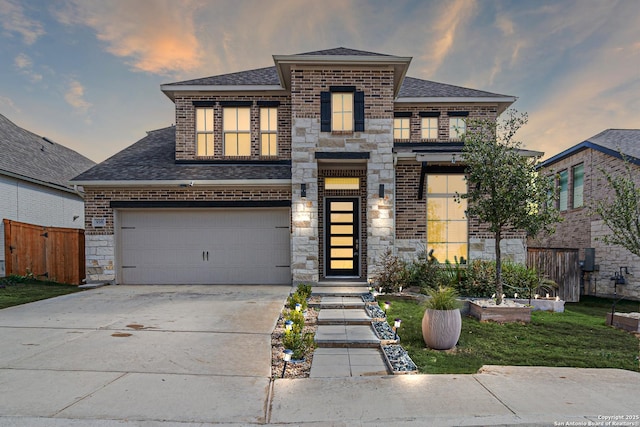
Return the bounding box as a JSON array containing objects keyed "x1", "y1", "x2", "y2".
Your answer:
[
  {"x1": 396, "y1": 96, "x2": 516, "y2": 114},
  {"x1": 69, "y1": 179, "x2": 292, "y2": 187},
  {"x1": 273, "y1": 54, "x2": 412, "y2": 97},
  {"x1": 540, "y1": 141, "x2": 640, "y2": 168},
  {"x1": 160, "y1": 85, "x2": 286, "y2": 101},
  {"x1": 1, "y1": 169, "x2": 82, "y2": 196}
]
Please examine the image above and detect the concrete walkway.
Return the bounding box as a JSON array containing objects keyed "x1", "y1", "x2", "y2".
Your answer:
[{"x1": 0, "y1": 285, "x2": 638, "y2": 426}]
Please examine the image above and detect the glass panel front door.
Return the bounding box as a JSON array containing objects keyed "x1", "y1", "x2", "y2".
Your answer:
[{"x1": 326, "y1": 198, "x2": 359, "y2": 276}]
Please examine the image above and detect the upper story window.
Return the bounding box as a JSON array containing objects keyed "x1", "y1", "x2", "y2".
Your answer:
[
  {"x1": 393, "y1": 117, "x2": 410, "y2": 139},
  {"x1": 558, "y1": 169, "x2": 568, "y2": 211},
  {"x1": 321, "y1": 86, "x2": 364, "y2": 133},
  {"x1": 260, "y1": 107, "x2": 278, "y2": 156},
  {"x1": 332, "y1": 92, "x2": 353, "y2": 131},
  {"x1": 449, "y1": 117, "x2": 466, "y2": 140},
  {"x1": 572, "y1": 163, "x2": 584, "y2": 208},
  {"x1": 196, "y1": 107, "x2": 214, "y2": 156},
  {"x1": 223, "y1": 107, "x2": 251, "y2": 156},
  {"x1": 421, "y1": 117, "x2": 438, "y2": 140}
]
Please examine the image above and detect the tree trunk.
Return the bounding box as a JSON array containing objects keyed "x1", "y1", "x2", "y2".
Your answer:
[{"x1": 495, "y1": 229, "x2": 503, "y2": 305}]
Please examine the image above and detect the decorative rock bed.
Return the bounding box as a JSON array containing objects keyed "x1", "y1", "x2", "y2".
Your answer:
[
  {"x1": 365, "y1": 304, "x2": 386, "y2": 320},
  {"x1": 382, "y1": 345, "x2": 418, "y2": 374},
  {"x1": 606, "y1": 312, "x2": 640, "y2": 333},
  {"x1": 469, "y1": 299, "x2": 532, "y2": 323},
  {"x1": 372, "y1": 321, "x2": 397, "y2": 343},
  {"x1": 361, "y1": 293, "x2": 376, "y2": 303}
]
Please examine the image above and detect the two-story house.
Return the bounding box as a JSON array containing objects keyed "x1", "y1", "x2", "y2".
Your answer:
[
  {"x1": 534, "y1": 129, "x2": 640, "y2": 300},
  {"x1": 72, "y1": 47, "x2": 522, "y2": 286}
]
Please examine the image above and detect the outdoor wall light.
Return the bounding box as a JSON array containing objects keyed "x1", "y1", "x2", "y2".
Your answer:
[
  {"x1": 378, "y1": 184, "x2": 385, "y2": 198},
  {"x1": 384, "y1": 301, "x2": 390, "y2": 314},
  {"x1": 300, "y1": 183, "x2": 307, "y2": 199},
  {"x1": 281, "y1": 349, "x2": 293, "y2": 378},
  {"x1": 394, "y1": 318, "x2": 402, "y2": 340},
  {"x1": 284, "y1": 320, "x2": 293, "y2": 332}
]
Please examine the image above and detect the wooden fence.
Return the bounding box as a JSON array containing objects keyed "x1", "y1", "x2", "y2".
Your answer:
[
  {"x1": 527, "y1": 247, "x2": 580, "y2": 302},
  {"x1": 3, "y1": 219, "x2": 85, "y2": 285}
]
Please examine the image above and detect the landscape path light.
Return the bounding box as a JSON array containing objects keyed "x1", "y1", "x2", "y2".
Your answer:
[
  {"x1": 394, "y1": 318, "x2": 402, "y2": 340},
  {"x1": 384, "y1": 301, "x2": 390, "y2": 315},
  {"x1": 295, "y1": 303, "x2": 302, "y2": 312},
  {"x1": 284, "y1": 320, "x2": 293, "y2": 332},
  {"x1": 281, "y1": 349, "x2": 293, "y2": 378}
]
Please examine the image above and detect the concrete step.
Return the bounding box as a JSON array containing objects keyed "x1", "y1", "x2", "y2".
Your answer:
[
  {"x1": 311, "y1": 286, "x2": 369, "y2": 297},
  {"x1": 309, "y1": 347, "x2": 389, "y2": 377},
  {"x1": 317, "y1": 308, "x2": 372, "y2": 325},
  {"x1": 317, "y1": 296, "x2": 367, "y2": 310},
  {"x1": 315, "y1": 324, "x2": 380, "y2": 348}
]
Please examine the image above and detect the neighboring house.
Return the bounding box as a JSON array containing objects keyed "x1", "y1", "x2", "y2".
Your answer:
[
  {"x1": 0, "y1": 113, "x2": 96, "y2": 276},
  {"x1": 72, "y1": 47, "x2": 525, "y2": 286},
  {"x1": 533, "y1": 129, "x2": 640, "y2": 300}
]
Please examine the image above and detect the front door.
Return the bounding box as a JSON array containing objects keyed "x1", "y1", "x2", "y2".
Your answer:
[{"x1": 325, "y1": 198, "x2": 359, "y2": 277}]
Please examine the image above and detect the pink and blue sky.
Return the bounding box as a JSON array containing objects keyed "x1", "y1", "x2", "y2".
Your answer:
[{"x1": 1, "y1": 0, "x2": 639, "y2": 162}]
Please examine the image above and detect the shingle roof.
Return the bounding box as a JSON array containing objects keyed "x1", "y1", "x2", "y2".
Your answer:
[
  {"x1": 0, "y1": 113, "x2": 95, "y2": 192},
  {"x1": 169, "y1": 66, "x2": 280, "y2": 86},
  {"x1": 540, "y1": 129, "x2": 640, "y2": 167},
  {"x1": 398, "y1": 76, "x2": 512, "y2": 98},
  {"x1": 297, "y1": 47, "x2": 393, "y2": 56},
  {"x1": 71, "y1": 126, "x2": 291, "y2": 182}
]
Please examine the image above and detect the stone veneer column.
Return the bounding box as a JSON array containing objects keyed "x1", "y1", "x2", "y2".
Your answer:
[
  {"x1": 85, "y1": 234, "x2": 115, "y2": 283},
  {"x1": 291, "y1": 117, "x2": 320, "y2": 284}
]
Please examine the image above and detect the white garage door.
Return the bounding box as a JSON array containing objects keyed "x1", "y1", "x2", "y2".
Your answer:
[{"x1": 118, "y1": 209, "x2": 291, "y2": 285}]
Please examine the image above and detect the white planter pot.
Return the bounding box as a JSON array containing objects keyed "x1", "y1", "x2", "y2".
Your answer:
[{"x1": 421, "y1": 308, "x2": 462, "y2": 350}]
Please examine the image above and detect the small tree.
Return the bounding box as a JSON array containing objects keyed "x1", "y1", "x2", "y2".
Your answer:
[
  {"x1": 594, "y1": 155, "x2": 640, "y2": 257},
  {"x1": 460, "y1": 110, "x2": 561, "y2": 304}
]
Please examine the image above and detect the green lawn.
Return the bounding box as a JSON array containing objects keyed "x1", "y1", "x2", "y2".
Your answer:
[
  {"x1": 0, "y1": 277, "x2": 84, "y2": 309},
  {"x1": 383, "y1": 296, "x2": 640, "y2": 374}
]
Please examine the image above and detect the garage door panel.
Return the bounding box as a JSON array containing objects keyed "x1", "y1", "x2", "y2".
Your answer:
[{"x1": 118, "y1": 209, "x2": 291, "y2": 285}]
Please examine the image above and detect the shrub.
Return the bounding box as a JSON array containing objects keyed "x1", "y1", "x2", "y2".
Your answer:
[
  {"x1": 284, "y1": 308, "x2": 305, "y2": 330},
  {"x1": 296, "y1": 283, "x2": 312, "y2": 299},
  {"x1": 424, "y1": 286, "x2": 461, "y2": 310},
  {"x1": 371, "y1": 249, "x2": 407, "y2": 293},
  {"x1": 501, "y1": 261, "x2": 538, "y2": 297},
  {"x1": 282, "y1": 324, "x2": 314, "y2": 360},
  {"x1": 455, "y1": 260, "x2": 496, "y2": 297},
  {"x1": 404, "y1": 250, "x2": 441, "y2": 291},
  {"x1": 287, "y1": 290, "x2": 308, "y2": 311}
]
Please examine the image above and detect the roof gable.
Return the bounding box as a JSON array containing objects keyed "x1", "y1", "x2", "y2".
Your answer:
[
  {"x1": 540, "y1": 129, "x2": 640, "y2": 168},
  {"x1": 0, "y1": 113, "x2": 95, "y2": 192}
]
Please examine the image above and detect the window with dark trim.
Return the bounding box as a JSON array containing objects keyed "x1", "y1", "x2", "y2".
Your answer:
[
  {"x1": 558, "y1": 170, "x2": 568, "y2": 211},
  {"x1": 260, "y1": 107, "x2": 278, "y2": 156},
  {"x1": 223, "y1": 107, "x2": 251, "y2": 156},
  {"x1": 321, "y1": 87, "x2": 364, "y2": 132},
  {"x1": 572, "y1": 163, "x2": 584, "y2": 208},
  {"x1": 195, "y1": 107, "x2": 214, "y2": 156}
]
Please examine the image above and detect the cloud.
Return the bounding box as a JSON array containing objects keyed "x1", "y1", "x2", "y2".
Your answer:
[
  {"x1": 0, "y1": 0, "x2": 45, "y2": 44},
  {"x1": 0, "y1": 95, "x2": 20, "y2": 112},
  {"x1": 53, "y1": 0, "x2": 202, "y2": 75},
  {"x1": 64, "y1": 80, "x2": 92, "y2": 114},
  {"x1": 418, "y1": 0, "x2": 477, "y2": 77},
  {"x1": 14, "y1": 52, "x2": 43, "y2": 82}
]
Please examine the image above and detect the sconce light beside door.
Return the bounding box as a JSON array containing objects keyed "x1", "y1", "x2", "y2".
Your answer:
[{"x1": 301, "y1": 183, "x2": 307, "y2": 199}]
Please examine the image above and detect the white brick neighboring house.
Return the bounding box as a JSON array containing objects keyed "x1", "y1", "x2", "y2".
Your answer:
[
  {"x1": 72, "y1": 47, "x2": 529, "y2": 286},
  {"x1": 533, "y1": 129, "x2": 640, "y2": 300},
  {"x1": 0, "y1": 113, "x2": 95, "y2": 276}
]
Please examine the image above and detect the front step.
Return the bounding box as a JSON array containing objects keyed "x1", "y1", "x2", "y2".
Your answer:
[
  {"x1": 317, "y1": 308, "x2": 372, "y2": 325},
  {"x1": 311, "y1": 286, "x2": 369, "y2": 297},
  {"x1": 317, "y1": 296, "x2": 366, "y2": 309},
  {"x1": 315, "y1": 324, "x2": 380, "y2": 348}
]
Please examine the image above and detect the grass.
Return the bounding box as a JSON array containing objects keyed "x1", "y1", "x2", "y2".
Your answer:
[
  {"x1": 383, "y1": 295, "x2": 640, "y2": 374},
  {"x1": 0, "y1": 276, "x2": 84, "y2": 309}
]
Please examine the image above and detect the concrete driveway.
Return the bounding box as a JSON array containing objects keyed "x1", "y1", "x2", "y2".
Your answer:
[{"x1": 0, "y1": 284, "x2": 290, "y2": 425}]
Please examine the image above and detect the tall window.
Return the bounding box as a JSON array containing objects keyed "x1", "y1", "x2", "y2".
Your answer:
[
  {"x1": 421, "y1": 117, "x2": 438, "y2": 140},
  {"x1": 223, "y1": 107, "x2": 251, "y2": 156},
  {"x1": 260, "y1": 107, "x2": 277, "y2": 156},
  {"x1": 426, "y1": 174, "x2": 468, "y2": 263},
  {"x1": 572, "y1": 163, "x2": 584, "y2": 208},
  {"x1": 393, "y1": 118, "x2": 410, "y2": 139},
  {"x1": 558, "y1": 170, "x2": 568, "y2": 211},
  {"x1": 196, "y1": 107, "x2": 214, "y2": 156},
  {"x1": 449, "y1": 117, "x2": 466, "y2": 140},
  {"x1": 331, "y1": 92, "x2": 353, "y2": 131}
]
